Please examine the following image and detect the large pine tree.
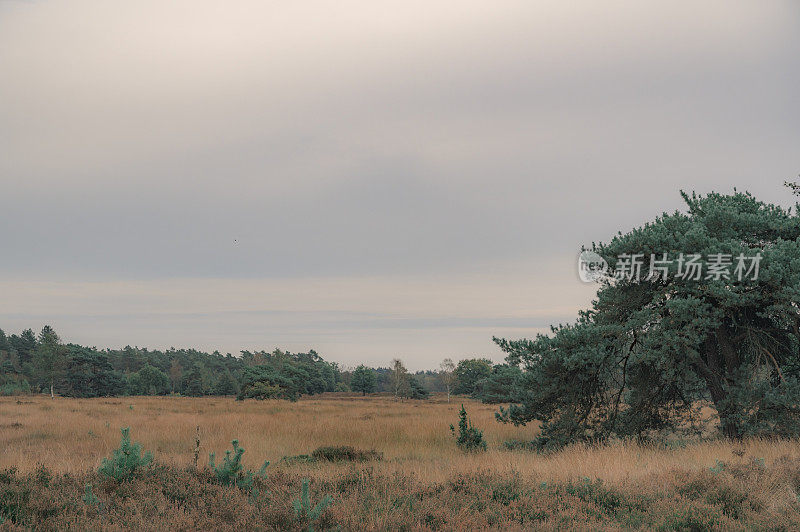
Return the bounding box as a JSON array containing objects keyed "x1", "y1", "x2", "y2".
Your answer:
[{"x1": 496, "y1": 190, "x2": 800, "y2": 448}]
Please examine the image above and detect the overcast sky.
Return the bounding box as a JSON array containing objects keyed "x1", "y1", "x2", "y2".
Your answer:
[{"x1": 1, "y1": 1, "x2": 798, "y2": 369}]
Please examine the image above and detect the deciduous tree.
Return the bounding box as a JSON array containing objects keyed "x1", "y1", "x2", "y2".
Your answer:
[
  {"x1": 439, "y1": 358, "x2": 456, "y2": 402},
  {"x1": 390, "y1": 358, "x2": 408, "y2": 399},
  {"x1": 453, "y1": 358, "x2": 493, "y2": 396}
]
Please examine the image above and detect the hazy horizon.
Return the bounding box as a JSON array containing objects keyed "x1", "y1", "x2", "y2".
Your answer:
[{"x1": 2, "y1": 1, "x2": 798, "y2": 370}]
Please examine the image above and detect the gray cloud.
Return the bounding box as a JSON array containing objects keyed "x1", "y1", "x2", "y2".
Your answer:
[{"x1": 1, "y1": 0, "x2": 798, "y2": 365}]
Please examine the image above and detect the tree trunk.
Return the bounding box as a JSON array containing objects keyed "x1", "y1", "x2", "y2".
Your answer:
[
  {"x1": 50, "y1": 380, "x2": 54, "y2": 399},
  {"x1": 694, "y1": 329, "x2": 743, "y2": 440}
]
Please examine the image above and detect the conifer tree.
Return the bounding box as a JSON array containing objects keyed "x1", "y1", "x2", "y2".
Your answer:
[
  {"x1": 350, "y1": 365, "x2": 376, "y2": 395},
  {"x1": 496, "y1": 190, "x2": 800, "y2": 447},
  {"x1": 33, "y1": 326, "x2": 66, "y2": 399}
]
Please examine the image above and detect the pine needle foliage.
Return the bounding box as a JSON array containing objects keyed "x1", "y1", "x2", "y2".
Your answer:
[
  {"x1": 496, "y1": 190, "x2": 800, "y2": 448},
  {"x1": 292, "y1": 478, "x2": 333, "y2": 529},
  {"x1": 208, "y1": 439, "x2": 268, "y2": 492},
  {"x1": 450, "y1": 404, "x2": 487, "y2": 452},
  {"x1": 82, "y1": 484, "x2": 100, "y2": 506},
  {"x1": 98, "y1": 427, "x2": 153, "y2": 482}
]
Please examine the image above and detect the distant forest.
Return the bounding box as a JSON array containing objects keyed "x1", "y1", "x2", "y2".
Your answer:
[{"x1": 0, "y1": 326, "x2": 517, "y2": 403}]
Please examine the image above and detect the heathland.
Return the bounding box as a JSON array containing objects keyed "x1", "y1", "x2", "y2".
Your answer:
[{"x1": 3, "y1": 394, "x2": 800, "y2": 530}]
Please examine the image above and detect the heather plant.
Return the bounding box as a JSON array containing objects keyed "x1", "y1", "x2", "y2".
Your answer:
[
  {"x1": 3, "y1": 450, "x2": 800, "y2": 529},
  {"x1": 450, "y1": 404, "x2": 487, "y2": 452},
  {"x1": 208, "y1": 439, "x2": 268, "y2": 493},
  {"x1": 98, "y1": 427, "x2": 153, "y2": 482},
  {"x1": 310, "y1": 445, "x2": 382, "y2": 462},
  {"x1": 292, "y1": 478, "x2": 333, "y2": 530}
]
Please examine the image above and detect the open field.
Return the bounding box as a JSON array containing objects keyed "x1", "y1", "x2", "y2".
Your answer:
[{"x1": 3, "y1": 394, "x2": 800, "y2": 530}]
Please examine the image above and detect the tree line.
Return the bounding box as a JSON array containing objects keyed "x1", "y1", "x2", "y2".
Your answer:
[{"x1": 0, "y1": 326, "x2": 517, "y2": 402}]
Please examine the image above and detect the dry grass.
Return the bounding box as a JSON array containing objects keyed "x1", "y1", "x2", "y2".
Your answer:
[
  {"x1": 2, "y1": 394, "x2": 799, "y2": 483},
  {"x1": 3, "y1": 394, "x2": 800, "y2": 529}
]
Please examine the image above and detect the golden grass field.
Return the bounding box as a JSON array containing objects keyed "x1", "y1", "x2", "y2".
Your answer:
[
  {"x1": 4, "y1": 394, "x2": 800, "y2": 530},
  {"x1": 3, "y1": 393, "x2": 800, "y2": 482}
]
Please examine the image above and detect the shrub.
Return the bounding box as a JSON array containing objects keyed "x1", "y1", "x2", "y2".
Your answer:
[
  {"x1": 238, "y1": 381, "x2": 293, "y2": 401},
  {"x1": 98, "y1": 427, "x2": 153, "y2": 482},
  {"x1": 82, "y1": 484, "x2": 100, "y2": 506},
  {"x1": 292, "y1": 478, "x2": 333, "y2": 530},
  {"x1": 565, "y1": 478, "x2": 623, "y2": 516},
  {"x1": 0, "y1": 379, "x2": 31, "y2": 396},
  {"x1": 659, "y1": 504, "x2": 723, "y2": 531},
  {"x1": 208, "y1": 440, "x2": 268, "y2": 493},
  {"x1": 310, "y1": 446, "x2": 383, "y2": 462},
  {"x1": 450, "y1": 404, "x2": 487, "y2": 452},
  {"x1": 502, "y1": 439, "x2": 538, "y2": 452}
]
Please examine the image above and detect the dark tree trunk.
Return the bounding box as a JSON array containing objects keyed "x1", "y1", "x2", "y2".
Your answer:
[{"x1": 694, "y1": 328, "x2": 743, "y2": 440}]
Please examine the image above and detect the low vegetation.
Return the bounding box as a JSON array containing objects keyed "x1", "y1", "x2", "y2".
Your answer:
[
  {"x1": 3, "y1": 395, "x2": 800, "y2": 529},
  {"x1": 97, "y1": 427, "x2": 153, "y2": 482},
  {"x1": 3, "y1": 441, "x2": 800, "y2": 529},
  {"x1": 292, "y1": 478, "x2": 333, "y2": 530},
  {"x1": 310, "y1": 446, "x2": 383, "y2": 463},
  {"x1": 208, "y1": 440, "x2": 269, "y2": 492},
  {"x1": 450, "y1": 404, "x2": 487, "y2": 452}
]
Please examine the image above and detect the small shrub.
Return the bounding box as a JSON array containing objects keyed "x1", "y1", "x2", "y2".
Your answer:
[
  {"x1": 658, "y1": 504, "x2": 723, "y2": 531},
  {"x1": 502, "y1": 439, "x2": 538, "y2": 452},
  {"x1": 310, "y1": 446, "x2": 383, "y2": 462},
  {"x1": 709, "y1": 460, "x2": 726, "y2": 474},
  {"x1": 292, "y1": 478, "x2": 333, "y2": 530},
  {"x1": 82, "y1": 484, "x2": 100, "y2": 506},
  {"x1": 0, "y1": 467, "x2": 17, "y2": 484},
  {"x1": 33, "y1": 464, "x2": 51, "y2": 487},
  {"x1": 705, "y1": 485, "x2": 748, "y2": 519},
  {"x1": 450, "y1": 404, "x2": 487, "y2": 452},
  {"x1": 98, "y1": 427, "x2": 153, "y2": 482},
  {"x1": 565, "y1": 478, "x2": 623, "y2": 516},
  {"x1": 208, "y1": 439, "x2": 268, "y2": 493},
  {"x1": 491, "y1": 480, "x2": 522, "y2": 506},
  {"x1": 0, "y1": 380, "x2": 31, "y2": 396}
]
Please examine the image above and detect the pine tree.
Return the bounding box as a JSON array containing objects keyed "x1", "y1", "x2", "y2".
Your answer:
[
  {"x1": 450, "y1": 405, "x2": 487, "y2": 452},
  {"x1": 350, "y1": 365, "x2": 376, "y2": 396},
  {"x1": 496, "y1": 190, "x2": 800, "y2": 447},
  {"x1": 98, "y1": 427, "x2": 153, "y2": 481},
  {"x1": 169, "y1": 360, "x2": 183, "y2": 394},
  {"x1": 33, "y1": 326, "x2": 66, "y2": 399},
  {"x1": 183, "y1": 364, "x2": 205, "y2": 397},
  {"x1": 214, "y1": 371, "x2": 239, "y2": 396}
]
